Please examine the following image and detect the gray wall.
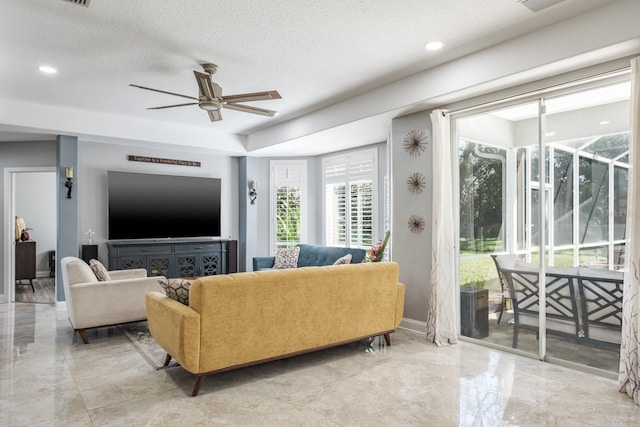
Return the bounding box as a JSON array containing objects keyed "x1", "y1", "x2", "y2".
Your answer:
[
  {"x1": 390, "y1": 112, "x2": 433, "y2": 325},
  {"x1": 238, "y1": 157, "x2": 258, "y2": 272},
  {"x1": 56, "y1": 135, "x2": 79, "y2": 302},
  {"x1": 3, "y1": 95, "x2": 625, "y2": 317},
  {"x1": 1, "y1": 138, "x2": 239, "y2": 302},
  {"x1": 77, "y1": 141, "x2": 240, "y2": 266}
]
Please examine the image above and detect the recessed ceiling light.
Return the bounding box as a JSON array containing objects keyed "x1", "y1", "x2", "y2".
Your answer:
[
  {"x1": 38, "y1": 65, "x2": 57, "y2": 74},
  {"x1": 424, "y1": 41, "x2": 443, "y2": 51},
  {"x1": 599, "y1": 120, "x2": 610, "y2": 125}
]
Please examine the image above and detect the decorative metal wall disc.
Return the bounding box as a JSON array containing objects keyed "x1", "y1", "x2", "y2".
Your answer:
[
  {"x1": 407, "y1": 215, "x2": 426, "y2": 234},
  {"x1": 402, "y1": 129, "x2": 428, "y2": 157},
  {"x1": 406, "y1": 172, "x2": 426, "y2": 194}
]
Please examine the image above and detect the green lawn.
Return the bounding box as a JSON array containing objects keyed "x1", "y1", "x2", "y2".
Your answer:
[
  {"x1": 459, "y1": 256, "x2": 499, "y2": 290},
  {"x1": 458, "y1": 238, "x2": 614, "y2": 291},
  {"x1": 459, "y1": 238, "x2": 503, "y2": 255}
]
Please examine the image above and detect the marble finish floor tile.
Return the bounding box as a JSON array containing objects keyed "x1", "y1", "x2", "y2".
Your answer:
[{"x1": 1, "y1": 302, "x2": 640, "y2": 426}]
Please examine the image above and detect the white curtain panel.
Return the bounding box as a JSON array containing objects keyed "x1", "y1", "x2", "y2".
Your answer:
[
  {"x1": 619, "y1": 56, "x2": 640, "y2": 404},
  {"x1": 425, "y1": 110, "x2": 458, "y2": 346}
]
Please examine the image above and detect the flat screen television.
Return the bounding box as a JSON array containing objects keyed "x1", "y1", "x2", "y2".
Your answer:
[{"x1": 108, "y1": 171, "x2": 221, "y2": 240}]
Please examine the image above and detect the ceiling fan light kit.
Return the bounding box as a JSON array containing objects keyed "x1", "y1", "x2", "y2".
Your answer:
[
  {"x1": 198, "y1": 98, "x2": 222, "y2": 111},
  {"x1": 130, "y1": 63, "x2": 281, "y2": 122}
]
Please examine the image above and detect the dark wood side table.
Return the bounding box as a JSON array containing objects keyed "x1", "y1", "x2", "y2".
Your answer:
[
  {"x1": 15, "y1": 241, "x2": 36, "y2": 292},
  {"x1": 82, "y1": 244, "x2": 98, "y2": 264},
  {"x1": 49, "y1": 250, "x2": 56, "y2": 277}
]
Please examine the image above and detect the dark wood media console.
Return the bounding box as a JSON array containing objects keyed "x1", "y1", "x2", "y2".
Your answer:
[{"x1": 107, "y1": 238, "x2": 237, "y2": 278}]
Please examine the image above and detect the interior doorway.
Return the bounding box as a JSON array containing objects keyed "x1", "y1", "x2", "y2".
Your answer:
[{"x1": 3, "y1": 167, "x2": 57, "y2": 303}]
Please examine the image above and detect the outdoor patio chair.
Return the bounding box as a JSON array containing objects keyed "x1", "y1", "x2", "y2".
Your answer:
[
  {"x1": 491, "y1": 254, "x2": 519, "y2": 324},
  {"x1": 500, "y1": 264, "x2": 582, "y2": 349},
  {"x1": 576, "y1": 267, "x2": 624, "y2": 346}
]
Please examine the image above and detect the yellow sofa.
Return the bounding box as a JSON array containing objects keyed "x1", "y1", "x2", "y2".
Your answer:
[{"x1": 146, "y1": 262, "x2": 405, "y2": 396}]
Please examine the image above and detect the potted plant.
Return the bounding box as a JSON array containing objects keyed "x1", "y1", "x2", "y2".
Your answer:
[{"x1": 363, "y1": 230, "x2": 390, "y2": 263}]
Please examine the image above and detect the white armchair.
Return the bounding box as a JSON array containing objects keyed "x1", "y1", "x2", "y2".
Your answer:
[{"x1": 60, "y1": 256, "x2": 165, "y2": 344}]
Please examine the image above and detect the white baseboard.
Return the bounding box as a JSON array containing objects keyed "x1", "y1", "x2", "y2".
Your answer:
[
  {"x1": 55, "y1": 301, "x2": 67, "y2": 312},
  {"x1": 399, "y1": 317, "x2": 426, "y2": 334}
]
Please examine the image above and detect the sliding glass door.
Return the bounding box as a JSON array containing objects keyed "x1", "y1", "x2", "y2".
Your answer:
[{"x1": 455, "y1": 76, "x2": 630, "y2": 372}]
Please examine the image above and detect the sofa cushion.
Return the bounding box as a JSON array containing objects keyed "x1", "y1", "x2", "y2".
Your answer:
[
  {"x1": 89, "y1": 259, "x2": 111, "y2": 281},
  {"x1": 159, "y1": 278, "x2": 194, "y2": 305},
  {"x1": 253, "y1": 256, "x2": 277, "y2": 271},
  {"x1": 333, "y1": 254, "x2": 352, "y2": 265},
  {"x1": 296, "y1": 244, "x2": 366, "y2": 266},
  {"x1": 274, "y1": 246, "x2": 300, "y2": 269},
  {"x1": 64, "y1": 258, "x2": 99, "y2": 285}
]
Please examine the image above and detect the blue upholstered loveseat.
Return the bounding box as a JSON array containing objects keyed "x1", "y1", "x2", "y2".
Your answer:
[{"x1": 253, "y1": 244, "x2": 366, "y2": 271}]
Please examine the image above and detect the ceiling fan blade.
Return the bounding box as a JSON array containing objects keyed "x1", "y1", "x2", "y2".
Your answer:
[
  {"x1": 129, "y1": 84, "x2": 198, "y2": 101},
  {"x1": 208, "y1": 110, "x2": 223, "y2": 122},
  {"x1": 147, "y1": 102, "x2": 199, "y2": 110},
  {"x1": 225, "y1": 103, "x2": 277, "y2": 117},
  {"x1": 193, "y1": 71, "x2": 221, "y2": 99},
  {"x1": 222, "y1": 91, "x2": 282, "y2": 103}
]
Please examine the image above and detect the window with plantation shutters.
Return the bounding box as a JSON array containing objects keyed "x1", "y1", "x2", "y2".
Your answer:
[
  {"x1": 323, "y1": 149, "x2": 377, "y2": 248},
  {"x1": 270, "y1": 160, "x2": 306, "y2": 254}
]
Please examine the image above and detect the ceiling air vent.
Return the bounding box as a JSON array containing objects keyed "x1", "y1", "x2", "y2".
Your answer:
[
  {"x1": 517, "y1": 0, "x2": 565, "y2": 12},
  {"x1": 61, "y1": 0, "x2": 91, "y2": 7}
]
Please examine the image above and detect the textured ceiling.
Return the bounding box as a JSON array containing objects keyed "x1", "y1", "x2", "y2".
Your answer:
[{"x1": 0, "y1": 0, "x2": 618, "y2": 151}]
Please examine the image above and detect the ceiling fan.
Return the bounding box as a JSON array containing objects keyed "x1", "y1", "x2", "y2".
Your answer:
[{"x1": 129, "y1": 63, "x2": 281, "y2": 122}]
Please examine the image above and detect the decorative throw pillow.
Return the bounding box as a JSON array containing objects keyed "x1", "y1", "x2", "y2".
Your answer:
[
  {"x1": 274, "y1": 246, "x2": 300, "y2": 269},
  {"x1": 333, "y1": 254, "x2": 352, "y2": 265},
  {"x1": 159, "y1": 278, "x2": 194, "y2": 305},
  {"x1": 89, "y1": 259, "x2": 111, "y2": 281}
]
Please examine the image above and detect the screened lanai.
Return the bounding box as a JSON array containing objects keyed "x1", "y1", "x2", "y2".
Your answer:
[{"x1": 455, "y1": 77, "x2": 630, "y2": 373}]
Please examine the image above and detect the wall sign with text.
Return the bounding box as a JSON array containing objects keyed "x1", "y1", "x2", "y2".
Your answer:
[{"x1": 127, "y1": 155, "x2": 201, "y2": 167}]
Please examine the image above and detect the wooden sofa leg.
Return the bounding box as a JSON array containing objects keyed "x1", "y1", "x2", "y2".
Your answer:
[
  {"x1": 192, "y1": 375, "x2": 206, "y2": 396},
  {"x1": 78, "y1": 329, "x2": 89, "y2": 344},
  {"x1": 163, "y1": 353, "x2": 172, "y2": 367},
  {"x1": 383, "y1": 333, "x2": 391, "y2": 346}
]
